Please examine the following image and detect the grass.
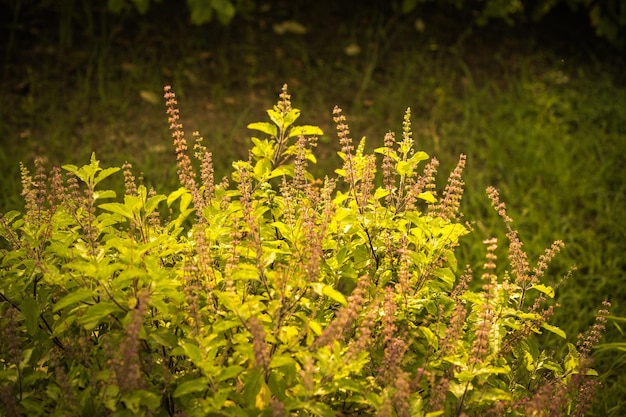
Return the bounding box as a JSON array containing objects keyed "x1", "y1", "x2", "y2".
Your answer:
[{"x1": 1, "y1": 2, "x2": 625, "y2": 414}]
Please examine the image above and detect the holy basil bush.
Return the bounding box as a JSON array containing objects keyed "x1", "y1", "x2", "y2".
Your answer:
[{"x1": 0, "y1": 85, "x2": 608, "y2": 416}]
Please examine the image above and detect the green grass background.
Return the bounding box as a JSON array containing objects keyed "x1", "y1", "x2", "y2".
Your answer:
[{"x1": 1, "y1": 2, "x2": 625, "y2": 415}]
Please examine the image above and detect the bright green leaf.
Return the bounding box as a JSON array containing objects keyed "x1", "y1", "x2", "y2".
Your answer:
[
  {"x1": 145, "y1": 194, "x2": 167, "y2": 214},
  {"x1": 269, "y1": 355, "x2": 296, "y2": 369},
  {"x1": 288, "y1": 125, "x2": 323, "y2": 138},
  {"x1": 531, "y1": 284, "x2": 555, "y2": 298},
  {"x1": 374, "y1": 147, "x2": 399, "y2": 161},
  {"x1": 213, "y1": 290, "x2": 239, "y2": 312},
  {"x1": 418, "y1": 191, "x2": 436, "y2": 203},
  {"x1": 267, "y1": 109, "x2": 283, "y2": 128},
  {"x1": 268, "y1": 165, "x2": 294, "y2": 179},
  {"x1": 180, "y1": 340, "x2": 204, "y2": 365},
  {"x1": 283, "y1": 108, "x2": 301, "y2": 127},
  {"x1": 322, "y1": 285, "x2": 347, "y2": 306},
  {"x1": 173, "y1": 377, "x2": 209, "y2": 398},
  {"x1": 254, "y1": 158, "x2": 272, "y2": 181},
  {"x1": 94, "y1": 190, "x2": 117, "y2": 200},
  {"x1": 542, "y1": 322, "x2": 566, "y2": 339},
  {"x1": 167, "y1": 187, "x2": 189, "y2": 207},
  {"x1": 99, "y1": 202, "x2": 134, "y2": 220},
  {"x1": 94, "y1": 167, "x2": 121, "y2": 186},
  {"x1": 248, "y1": 122, "x2": 278, "y2": 137}
]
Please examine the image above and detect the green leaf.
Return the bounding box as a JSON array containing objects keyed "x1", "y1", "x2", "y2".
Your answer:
[
  {"x1": 531, "y1": 284, "x2": 555, "y2": 298},
  {"x1": 121, "y1": 390, "x2": 160, "y2": 413},
  {"x1": 213, "y1": 290, "x2": 239, "y2": 312},
  {"x1": 251, "y1": 137, "x2": 276, "y2": 159},
  {"x1": 542, "y1": 322, "x2": 566, "y2": 339},
  {"x1": 248, "y1": 122, "x2": 278, "y2": 137},
  {"x1": 243, "y1": 369, "x2": 263, "y2": 409},
  {"x1": 308, "y1": 320, "x2": 322, "y2": 336},
  {"x1": 396, "y1": 160, "x2": 412, "y2": 176},
  {"x1": 218, "y1": 365, "x2": 245, "y2": 381},
  {"x1": 94, "y1": 190, "x2": 117, "y2": 200},
  {"x1": 2, "y1": 210, "x2": 21, "y2": 224},
  {"x1": 283, "y1": 108, "x2": 301, "y2": 128},
  {"x1": 94, "y1": 167, "x2": 121, "y2": 186},
  {"x1": 167, "y1": 187, "x2": 190, "y2": 207},
  {"x1": 397, "y1": 151, "x2": 429, "y2": 176},
  {"x1": 524, "y1": 350, "x2": 535, "y2": 371},
  {"x1": 20, "y1": 298, "x2": 40, "y2": 336},
  {"x1": 149, "y1": 329, "x2": 178, "y2": 348},
  {"x1": 254, "y1": 158, "x2": 272, "y2": 181},
  {"x1": 231, "y1": 264, "x2": 261, "y2": 281},
  {"x1": 542, "y1": 360, "x2": 563, "y2": 373},
  {"x1": 409, "y1": 150, "x2": 429, "y2": 164},
  {"x1": 420, "y1": 326, "x2": 438, "y2": 348},
  {"x1": 434, "y1": 267, "x2": 455, "y2": 289},
  {"x1": 564, "y1": 343, "x2": 579, "y2": 373},
  {"x1": 303, "y1": 402, "x2": 336, "y2": 417},
  {"x1": 288, "y1": 125, "x2": 324, "y2": 138},
  {"x1": 319, "y1": 284, "x2": 347, "y2": 306},
  {"x1": 374, "y1": 147, "x2": 399, "y2": 161},
  {"x1": 53, "y1": 288, "x2": 95, "y2": 312},
  {"x1": 145, "y1": 194, "x2": 167, "y2": 214},
  {"x1": 180, "y1": 340, "x2": 204, "y2": 365},
  {"x1": 173, "y1": 377, "x2": 209, "y2": 398},
  {"x1": 335, "y1": 168, "x2": 347, "y2": 177},
  {"x1": 61, "y1": 164, "x2": 79, "y2": 176},
  {"x1": 77, "y1": 302, "x2": 119, "y2": 330},
  {"x1": 268, "y1": 165, "x2": 294, "y2": 179},
  {"x1": 99, "y1": 202, "x2": 134, "y2": 220},
  {"x1": 267, "y1": 109, "x2": 283, "y2": 128},
  {"x1": 418, "y1": 191, "x2": 436, "y2": 203},
  {"x1": 269, "y1": 355, "x2": 296, "y2": 369}
]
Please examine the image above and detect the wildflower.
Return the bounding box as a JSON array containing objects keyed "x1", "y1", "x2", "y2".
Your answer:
[
  {"x1": 435, "y1": 153, "x2": 466, "y2": 221},
  {"x1": 122, "y1": 161, "x2": 138, "y2": 196},
  {"x1": 249, "y1": 317, "x2": 270, "y2": 370},
  {"x1": 314, "y1": 275, "x2": 368, "y2": 348},
  {"x1": 382, "y1": 131, "x2": 396, "y2": 203},
  {"x1": 164, "y1": 85, "x2": 200, "y2": 206}
]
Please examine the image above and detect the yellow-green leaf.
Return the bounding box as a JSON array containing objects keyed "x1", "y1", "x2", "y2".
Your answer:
[
  {"x1": 531, "y1": 284, "x2": 555, "y2": 298},
  {"x1": 542, "y1": 322, "x2": 566, "y2": 339},
  {"x1": 418, "y1": 191, "x2": 436, "y2": 203},
  {"x1": 248, "y1": 122, "x2": 277, "y2": 137},
  {"x1": 322, "y1": 285, "x2": 347, "y2": 306},
  {"x1": 288, "y1": 125, "x2": 323, "y2": 137}
]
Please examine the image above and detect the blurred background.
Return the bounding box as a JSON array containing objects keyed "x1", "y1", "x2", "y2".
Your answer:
[{"x1": 1, "y1": 0, "x2": 625, "y2": 414}]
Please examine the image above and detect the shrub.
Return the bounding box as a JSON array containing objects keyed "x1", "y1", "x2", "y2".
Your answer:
[{"x1": 0, "y1": 84, "x2": 609, "y2": 416}]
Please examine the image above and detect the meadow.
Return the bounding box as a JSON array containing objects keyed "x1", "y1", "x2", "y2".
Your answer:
[{"x1": 1, "y1": 1, "x2": 625, "y2": 415}]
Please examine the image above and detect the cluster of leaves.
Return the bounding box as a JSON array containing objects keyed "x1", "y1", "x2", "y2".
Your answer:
[{"x1": 0, "y1": 85, "x2": 609, "y2": 416}]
